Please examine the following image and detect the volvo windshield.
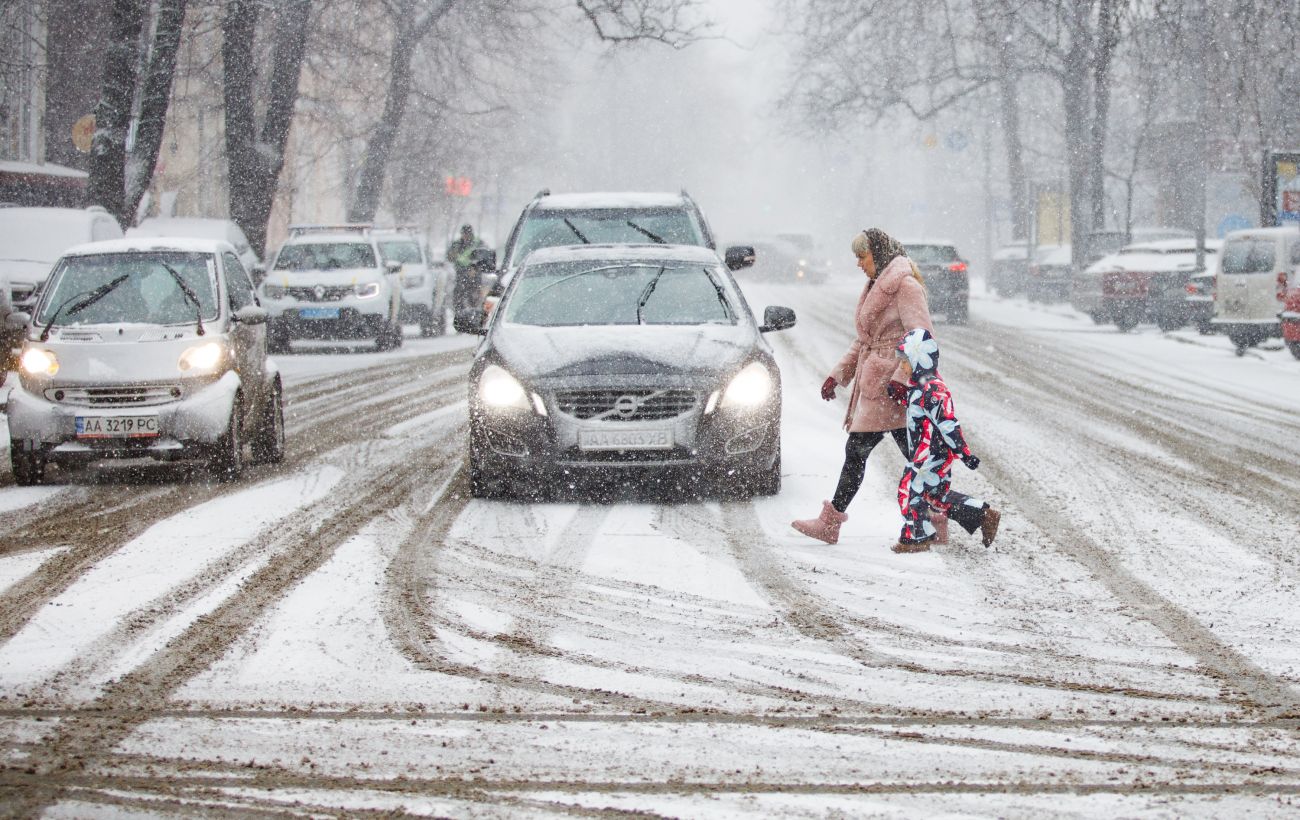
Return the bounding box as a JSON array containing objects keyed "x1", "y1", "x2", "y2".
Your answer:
[
  {"x1": 503, "y1": 261, "x2": 735, "y2": 327},
  {"x1": 510, "y1": 209, "x2": 705, "y2": 267}
]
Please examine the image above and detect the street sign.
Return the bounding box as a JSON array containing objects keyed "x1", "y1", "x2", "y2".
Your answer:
[
  {"x1": 71, "y1": 114, "x2": 95, "y2": 153},
  {"x1": 1262, "y1": 149, "x2": 1300, "y2": 226}
]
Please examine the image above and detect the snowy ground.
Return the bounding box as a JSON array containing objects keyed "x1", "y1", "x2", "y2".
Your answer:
[{"x1": 1, "y1": 283, "x2": 1298, "y2": 818}]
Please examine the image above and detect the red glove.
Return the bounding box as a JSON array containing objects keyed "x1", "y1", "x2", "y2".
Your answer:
[
  {"x1": 885, "y1": 381, "x2": 908, "y2": 404},
  {"x1": 820, "y1": 377, "x2": 837, "y2": 401}
]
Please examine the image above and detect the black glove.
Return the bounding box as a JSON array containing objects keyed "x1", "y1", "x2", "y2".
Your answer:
[
  {"x1": 962, "y1": 454, "x2": 980, "y2": 470},
  {"x1": 885, "y1": 381, "x2": 908, "y2": 404},
  {"x1": 820, "y1": 377, "x2": 837, "y2": 401}
]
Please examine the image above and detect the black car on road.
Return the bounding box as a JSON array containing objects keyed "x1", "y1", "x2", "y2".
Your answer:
[{"x1": 455, "y1": 244, "x2": 795, "y2": 499}]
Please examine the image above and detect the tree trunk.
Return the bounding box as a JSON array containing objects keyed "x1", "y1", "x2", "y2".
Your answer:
[
  {"x1": 347, "y1": 31, "x2": 418, "y2": 223},
  {"x1": 88, "y1": 0, "x2": 145, "y2": 226},
  {"x1": 998, "y1": 72, "x2": 1029, "y2": 240},
  {"x1": 1087, "y1": 0, "x2": 1118, "y2": 234},
  {"x1": 1062, "y1": 43, "x2": 1091, "y2": 266},
  {"x1": 223, "y1": 0, "x2": 312, "y2": 258},
  {"x1": 123, "y1": 0, "x2": 188, "y2": 222}
]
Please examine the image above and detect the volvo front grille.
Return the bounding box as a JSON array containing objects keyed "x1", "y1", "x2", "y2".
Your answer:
[{"x1": 555, "y1": 389, "x2": 697, "y2": 421}]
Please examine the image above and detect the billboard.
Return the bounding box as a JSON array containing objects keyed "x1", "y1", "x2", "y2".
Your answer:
[{"x1": 1262, "y1": 150, "x2": 1300, "y2": 226}]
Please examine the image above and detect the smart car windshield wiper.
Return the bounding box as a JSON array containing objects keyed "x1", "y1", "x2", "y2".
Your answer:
[
  {"x1": 39, "y1": 274, "x2": 131, "y2": 341},
  {"x1": 562, "y1": 218, "x2": 590, "y2": 244},
  {"x1": 625, "y1": 220, "x2": 666, "y2": 244},
  {"x1": 635, "y1": 265, "x2": 668, "y2": 325},
  {"x1": 160, "y1": 262, "x2": 205, "y2": 336}
]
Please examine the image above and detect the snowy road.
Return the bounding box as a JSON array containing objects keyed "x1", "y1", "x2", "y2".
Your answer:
[{"x1": 1, "y1": 279, "x2": 1299, "y2": 817}]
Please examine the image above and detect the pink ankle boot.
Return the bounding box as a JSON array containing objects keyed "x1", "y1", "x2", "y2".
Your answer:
[{"x1": 791, "y1": 501, "x2": 849, "y2": 545}]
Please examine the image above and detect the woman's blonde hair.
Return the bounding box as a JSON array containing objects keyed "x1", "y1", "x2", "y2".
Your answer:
[{"x1": 852, "y1": 228, "x2": 925, "y2": 288}]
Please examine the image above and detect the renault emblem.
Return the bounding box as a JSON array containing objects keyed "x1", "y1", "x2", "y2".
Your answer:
[
  {"x1": 314, "y1": 284, "x2": 326, "y2": 301},
  {"x1": 614, "y1": 395, "x2": 639, "y2": 419}
]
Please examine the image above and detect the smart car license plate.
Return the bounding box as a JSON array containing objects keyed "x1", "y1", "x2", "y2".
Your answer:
[
  {"x1": 578, "y1": 429, "x2": 673, "y2": 451},
  {"x1": 76, "y1": 415, "x2": 159, "y2": 439},
  {"x1": 299, "y1": 307, "x2": 340, "y2": 319}
]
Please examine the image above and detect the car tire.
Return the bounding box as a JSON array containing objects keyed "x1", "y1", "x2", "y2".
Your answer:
[
  {"x1": 469, "y1": 439, "x2": 512, "y2": 499},
  {"x1": 375, "y1": 321, "x2": 403, "y2": 351},
  {"x1": 10, "y1": 446, "x2": 45, "y2": 486},
  {"x1": 1228, "y1": 331, "x2": 1254, "y2": 354},
  {"x1": 250, "y1": 385, "x2": 285, "y2": 465},
  {"x1": 420, "y1": 305, "x2": 445, "y2": 337},
  {"x1": 1088, "y1": 311, "x2": 1105, "y2": 325},
  {"x1": 208, "y1": 400, "x2": 244, "y2": 482},
  {"x1": 1156, "y1": 314, "x2": 1185, "y2": 332},
  {"x1": 1288, "y1": 341, "x2": 1300, "y2": 360},
  {"x1": 747, "y1": 446, "x2": 782, "y2": 497},
  {"x1": 1114, "y1": 311, "x2": 1139, "y2": 332}
]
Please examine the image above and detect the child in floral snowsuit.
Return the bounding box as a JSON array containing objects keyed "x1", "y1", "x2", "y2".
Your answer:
[{"x1": 892, "y1": 328, "x2": 1000, "y2": 553}]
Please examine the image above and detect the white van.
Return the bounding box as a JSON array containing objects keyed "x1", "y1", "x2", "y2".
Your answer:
[{"x1": 1211, "y1": 226, "x2": 1300, "y2": 354}]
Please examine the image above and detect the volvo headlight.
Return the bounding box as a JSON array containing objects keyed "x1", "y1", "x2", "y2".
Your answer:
[
  {"x1": 263, "y1": 284, "x2": 286, "y2": 299},
  {"x1": 355, "y1": 281, "x2": 382, "y2": 299},
  {"x1": 721, "y1": 361, "x2": 773, "y2": 409},
  {"x1": 479, "y1": 364, "x2": 530, "y2": 411},
  {"x1": 178, "y1": 341, "x2": 227, "y2": 373},
  {"x1": 20, "y1": 348, "x2": 58, "y2": 376},
  {"x1": 401, "y1": 273, "x2": 425, "y2": 288}
]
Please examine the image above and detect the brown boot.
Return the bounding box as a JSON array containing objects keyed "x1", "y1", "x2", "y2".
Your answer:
[
  {"x1": 931, "y1": 511, "x2": 949, "y2": 544},
  {"x1": 891, "y1": 539, "x2": 932, "y2": 554},
  {"x1": 981, "y1": 507, "x2": 1001, "y2": 547},
  {"x1": 791, "y1": 501, "x2": 848, "y2": 545}
]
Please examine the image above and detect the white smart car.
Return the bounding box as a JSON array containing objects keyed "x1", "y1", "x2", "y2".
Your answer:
[{"x1": 6, "y1": 237, "x2": 284, "y2": 485}]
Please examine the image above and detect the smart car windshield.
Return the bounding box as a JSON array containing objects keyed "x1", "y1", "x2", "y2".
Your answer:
[
  {"x1": 275, "y1": 242, "x2": 376, "y2": 271},
  {"x1": 503, "y1": 261, "x2": 735, "y2": 326},
  {"x1": 511, "y1": 209, "x2": 705, "y2": 266},
  {"x1": 36, "y1": 252, "x2": 219, "y2": 326}
]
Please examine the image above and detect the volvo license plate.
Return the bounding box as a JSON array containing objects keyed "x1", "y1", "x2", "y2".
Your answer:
[
  {"x1": 76, "y1": 415, "x2": 159, "y2": 439},
  {"x1": 299, "y1": 307, "x2": 340, "y2": 319},
  {"x1": 578, "y1": 428, "x2": 672, "y2": 451}
]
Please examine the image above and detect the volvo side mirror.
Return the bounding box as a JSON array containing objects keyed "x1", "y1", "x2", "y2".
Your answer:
[{"x1": 759, "y1": 305, "x2": 796, "y2": 333}]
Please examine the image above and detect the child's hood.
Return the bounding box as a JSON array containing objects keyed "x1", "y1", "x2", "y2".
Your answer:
[{"x1": 896, "y1": 327, "x2": 940, "y2": 382}]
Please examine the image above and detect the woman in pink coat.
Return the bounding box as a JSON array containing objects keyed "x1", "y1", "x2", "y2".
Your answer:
[{"x1": 791, "y1": 228, "x2": 935, "y2": 545}]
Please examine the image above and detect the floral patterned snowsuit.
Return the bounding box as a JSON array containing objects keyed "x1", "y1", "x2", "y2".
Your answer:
[{"x1": 895, "y1": 329, "x2": 988, "y2": 545}]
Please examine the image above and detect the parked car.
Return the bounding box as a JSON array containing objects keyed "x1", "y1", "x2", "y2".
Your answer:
[
  {"x1": 6, "y1": 237, "x2": 283, "y2": 485},
  {"x1": 1183, "y1": 268, "x2": 1217, "y2": 334},
  {"x1": 1, "y1": 206, "x2": 123, "y2": 367},
  {"x1": 1027, "y1": 244, "x2": 1073, "y2": 302},
  {"x1": 372, "y1": 227, "x2": 451, "y2": 337},
  {"x1": 1084, "y1": 226, "x2": 1194, "y2": 266},
  {"x1": 1071, "y1": 239, "x2": 1222, "y2": 331},
  {"x1": 1210, "y1": 226, "x2": 1300, "y2": 354},
  {"x1": 1278, "y1": 240, "x2": 1300, "y2": 359},
  {"x1": 746, "y1": 238, "x2": 804, "y2": 283},
  {"x1": 989, "y1": 241, "x2": 1030, "y2": 296},
  {"x1": 478, "y1": 190, "x2": 755, "y2": 321},
  {"x1": 454, "y1": 243, "x2": 794, "y2": 499},
  {"x1": 902, "y1": 239, "x2": 968, "y2": 322},
  {"x1": 128, "y1": 217, "x2": 260, "y2": 279},
  {"x1": 258, "y1": 224, "x2": 404, "y2": 353}
]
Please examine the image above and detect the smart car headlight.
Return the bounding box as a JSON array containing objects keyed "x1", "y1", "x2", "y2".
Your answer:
[
  {"x1": 479, "y1": 364, "x2": 530, "y2": 411},
  {"x1": 355, "y1": 281, "x2": 382, "y2": 299},
  {"x1": 20, "y1": 348, "x2": 58, "y2": 376},
  {"x1": 178, "y1": 341, "x2": 227, "y2": 373},
  {"x1": 721, "y1": 361, "x2": 773, "y2": 409}
]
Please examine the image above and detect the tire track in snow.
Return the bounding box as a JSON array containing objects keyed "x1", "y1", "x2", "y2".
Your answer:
[{"x1": 0, "y1": 422, "x2": 467, "y2": 816}]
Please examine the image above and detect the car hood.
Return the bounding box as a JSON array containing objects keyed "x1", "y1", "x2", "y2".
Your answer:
[
  {"x1": 28, "y1": 324, "x2": 223, "y2": 385},
  {"x1": 491, "y1": 323, "x2": 756, "y2": 379}
]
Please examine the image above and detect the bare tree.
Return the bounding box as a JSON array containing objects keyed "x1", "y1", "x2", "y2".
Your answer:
[
  {"x1": 88, "y1": 0, "x2": 188, "y2": 227},
  {"x1": 221, "y1": 0, "x2": 312, "y2": 257}
]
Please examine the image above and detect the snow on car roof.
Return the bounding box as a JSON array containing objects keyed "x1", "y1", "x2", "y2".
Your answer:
[
  {"x1": 522, "y1": 243, "x2": 721, "y2": 265},
  {"x1": 60, "y1": 236, "x2": 232, "y2": 257},
  {"x1": 1120, "y1": 238, "x2": 1223, "y2": 254},
  {"x1": 280, "y1": 232, "x2": 376, "y2": 246},
  {"x1": 533, "y1": 192, "x2": 687, "y2": 210}
]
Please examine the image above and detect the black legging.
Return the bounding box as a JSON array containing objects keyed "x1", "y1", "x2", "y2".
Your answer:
[{"x1": 830, "y1": 428, "x2": 909, "y2": 513}]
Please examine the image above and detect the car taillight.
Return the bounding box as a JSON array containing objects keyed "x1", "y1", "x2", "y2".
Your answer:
[
  {"x1": 1278, "y1": 271, "x2": 1288, "y2": 301},
  {"x1": 947, "y1": 261, "x2": 967, "y2": 273}
]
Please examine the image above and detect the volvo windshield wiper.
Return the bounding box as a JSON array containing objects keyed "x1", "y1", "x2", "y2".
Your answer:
[
  {"x1": 635, "y1": 265, "x2": 668, "y2": 325},
  {"x1": 625, "y1": 220, "x2": 666, "y2": 244},
  {"x1": 160, "y1": 262, "x2": 205, "y2": 336},
  {"x1": 562, "y1": 218, "x2": 590, "y2": 244},
  {"x1": 39, "y1": 274, "x2": 131, "y2": 341}
]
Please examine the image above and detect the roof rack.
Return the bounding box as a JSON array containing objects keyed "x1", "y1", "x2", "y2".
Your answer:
[{"x1": 288, "y1": 223, "x2": 372, "y2": 236}]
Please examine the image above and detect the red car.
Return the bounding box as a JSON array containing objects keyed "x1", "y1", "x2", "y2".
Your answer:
[{"x1": 1282, "y1": 241, "x2": 1300, "y2": 360}]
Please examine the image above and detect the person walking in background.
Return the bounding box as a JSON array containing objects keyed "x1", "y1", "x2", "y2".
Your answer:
[
  {"x1": 446, "y1": 224, "x2": 486, "y2": 313},
  {"x1": 791, "y1": 228, "x2": 935, "y2": 545},
  {"x1": 890, "y1": 328, "x2": 1000, "y2": 553}
]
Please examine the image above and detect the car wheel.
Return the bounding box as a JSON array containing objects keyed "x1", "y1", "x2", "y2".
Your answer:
[
  {"x1": 10, "y1": 446, "x2": 45, "y2": 486},
  {"x1": 250, "y1": 385, "x2": 285, "y2": 465},
  {"x1": 746, "y1": 446, "x2": 782, "y2": 497},
  {"x1": 208, "y1": 400, "x2": 244, "y2": 482},
  {"x1": 1196, "y1": 320, "x2": 1214, "y2": 335},
  {"x1": 1088, "y1": 311, "x2": 1105, "y2": 325},
  {"x1": 420, "y1": 305, "x2": 445, "y2": 337},
  {"x1": 1114, "y1": 311, "x2": 1139, "y2": 332},
  {"x1": 1228, "y1": 331, "x2": 1253, "y2": 354},
  {"x1": 374, "y1": 321, "x2": 402, "y2": 351},
  {"x1": 1156, "y1": 314, "x2": 1185, "y2": 332},
  {"x1": 1288, "y1": 341, "x2": 1300, "y2": 360}
]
